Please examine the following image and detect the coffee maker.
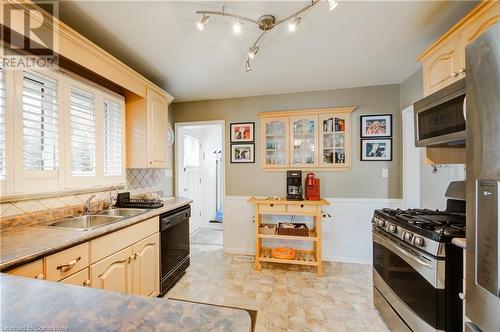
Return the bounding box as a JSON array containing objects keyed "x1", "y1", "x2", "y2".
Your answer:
[
  {"x1": 306, "y1": 173, "x2": 321, "y2": 201},
  {"x1": 286, "y1": 170, "x2": 303, "y2": 200}
]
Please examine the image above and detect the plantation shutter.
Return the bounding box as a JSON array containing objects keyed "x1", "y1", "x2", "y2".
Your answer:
[
  {"x1": 70, "y1": 87, "x2": 96, "y2": 175},
  {"x1": 103, "y1": 99, "x2": 123, "y2": 176},
  {"x1": 22, "y1": 70, "x2": 59, "y2": 171}
]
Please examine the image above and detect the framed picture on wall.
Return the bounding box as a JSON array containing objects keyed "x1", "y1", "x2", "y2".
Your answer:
[
  {"x1": 231, "y1": 144, "x2": 255, "y2": 163},
  {"x1": 360, "y1": 114, "x2": 392, "y2": 138},
  {"x1": 230, "y1": 122, "x2": 255, "y2": 143},
  {"x1": 360, "y1": 139, "x2": 392, "y2": 161}
]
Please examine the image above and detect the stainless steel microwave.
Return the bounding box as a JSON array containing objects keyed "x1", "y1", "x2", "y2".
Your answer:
[{"x1": 414, "y1": 78, "x2": 466, "y2": 147}]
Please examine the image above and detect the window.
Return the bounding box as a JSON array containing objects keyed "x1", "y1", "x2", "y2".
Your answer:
[
  {"x1": 70, "y1": 87, "x2": 96, "y2": 176},
  {"x1": 184, "y1": 135, "x2": 200, "y2": 168},
  {"x1": 103, "y1": 99, "x2": 123, "y2": 176},
  {"x1": 22, "y1": 71, "x2": 59, "y2": 171},
  {"x1": 0, "y1": 66, "x2": 6, "y2": 178}
]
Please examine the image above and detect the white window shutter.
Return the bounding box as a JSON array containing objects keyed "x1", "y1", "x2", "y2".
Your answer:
[
  {"x1": 22, "y1": 70, "x2": 59, "y2": 171},
  {"x1": 103, "y1": 99, "x2": 123, "y2": 176},
  {"x1": 70, "y1": 86, "x2": 96, "y2": 176}
]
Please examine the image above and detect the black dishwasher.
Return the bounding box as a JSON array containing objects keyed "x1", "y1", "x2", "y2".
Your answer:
[{"x1": 159, "y1": 205, "x2": 190, "y2": 296}]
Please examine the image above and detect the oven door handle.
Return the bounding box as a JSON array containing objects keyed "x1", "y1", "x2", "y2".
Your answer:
[{"x1": 392, "y1": 243, "x2": 432, "y2": 269}]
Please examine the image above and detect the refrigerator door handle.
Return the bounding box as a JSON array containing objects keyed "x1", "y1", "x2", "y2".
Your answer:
[{"x1": 463, "y1": 96, "x2": 467, "y2": 122}]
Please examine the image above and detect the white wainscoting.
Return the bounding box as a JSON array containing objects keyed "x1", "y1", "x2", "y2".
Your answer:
[{"x1": 224, "y1": 196, "x2": 403, "y2": 265}]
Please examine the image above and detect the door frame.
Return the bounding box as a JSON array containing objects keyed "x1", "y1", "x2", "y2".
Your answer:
[{"x1": 174, "y1": 120, "x2": 226, "y2": 212}]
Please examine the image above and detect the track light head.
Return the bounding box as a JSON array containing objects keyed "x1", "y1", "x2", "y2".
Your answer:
[
  {"x1": 245, "y1": 59, "x2": 252, "y2": 72},
  {"x1": 328, "y1": 0, "x2": 338, "y2": 11},
  {"x1": 288, "y1": 16, "x2": 301, "y2": 32},
  {"x1": 248, "y1": 46, "x2": 259, "y2": 59},
  {"x1": 197, "y1": 15, "x2": 210, "y2": 31}
]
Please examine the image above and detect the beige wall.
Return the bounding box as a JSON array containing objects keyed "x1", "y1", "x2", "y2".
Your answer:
[
  {"x1": 173, "y1": 84, "x2": 402, "y2": 198},
  {"x1": 400, "y1": 68, "x2": 423, "y2": 109}
]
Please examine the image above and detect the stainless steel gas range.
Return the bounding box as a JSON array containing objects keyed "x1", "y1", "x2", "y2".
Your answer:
[{"x1": 372, "y1": 183, "x2": 466, "y2": 331}]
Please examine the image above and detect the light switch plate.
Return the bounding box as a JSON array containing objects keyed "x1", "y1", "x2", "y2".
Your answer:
[
  {"x1": 382, "y1": 168, "x2": 389, "y2": 178},
  {"x1": 164, "y1": 169, "x2": 173, "y2": 178}
]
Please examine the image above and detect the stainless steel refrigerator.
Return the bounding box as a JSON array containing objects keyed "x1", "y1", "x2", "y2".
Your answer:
[{"x1": 465, "y1": 22, "x2": 500, "y2": 332}]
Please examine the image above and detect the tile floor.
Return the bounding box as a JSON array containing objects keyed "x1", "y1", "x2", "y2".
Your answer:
[
  {"x1": 167, "y1": 244, "x2": 389, "y2": 332},
  {"x1": 190, "y1": 227, "x2": 223, "y2": 246}
]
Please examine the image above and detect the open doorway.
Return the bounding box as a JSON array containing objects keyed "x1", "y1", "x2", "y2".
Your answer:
[{"x1": 175, "y1": 121, "x2": 224, "y2": 247}]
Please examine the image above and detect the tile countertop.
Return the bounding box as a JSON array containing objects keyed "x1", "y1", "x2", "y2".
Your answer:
[
  {"x1": 0, "y1": 197, "x2": 193, "y2": 271},
  {"x1": 0, "y1": 274, "x2": 251, "y2": 332}
]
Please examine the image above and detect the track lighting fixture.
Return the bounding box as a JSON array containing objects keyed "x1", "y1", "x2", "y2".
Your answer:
[
  {"x1": 288, "y1": 16, "x2": 301, "y2": 32},
  {"x1": 196, "y1": 15, "x2": 209, "y2": 31},
  {"x1": 196, "y1": 0, "x2": 337, "y2": 71},
  {"x1": 245, "y1": 59, "x2": 252, "y2": 72},
  {"x1": 233, "y1": 20, "x2": 242, "y2": 34},
  {"x1": 248, "y1": 46, "x2": 259, "y2": 59}
]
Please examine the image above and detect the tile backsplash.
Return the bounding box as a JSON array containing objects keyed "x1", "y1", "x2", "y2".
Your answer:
[{"x1": 0, "y1": 168, "x2": 172, "y2": 230}]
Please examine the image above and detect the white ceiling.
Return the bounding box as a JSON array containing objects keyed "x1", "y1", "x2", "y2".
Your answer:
[{"x1": 59, "y1": 1, "x2": 477, "y2": 102}]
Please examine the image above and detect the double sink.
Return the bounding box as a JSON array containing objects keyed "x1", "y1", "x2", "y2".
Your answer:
[{"x1": 46, "y1": 208, "x2": 147, "y2": 231}]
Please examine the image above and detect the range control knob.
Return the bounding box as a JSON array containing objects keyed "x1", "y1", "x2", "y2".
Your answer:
[
  {"x1": 388, "y1": 225, "x2": 398, "y2": 234},
  {"x1": 414, "y1": 237, "x2": 425, "y2": 247},
  {"x1": 403, "y1": 232, "x2": 413, "y2": 242},
  {"x1": 376, "y1": 219, "x2": 386, "y2": 227}
]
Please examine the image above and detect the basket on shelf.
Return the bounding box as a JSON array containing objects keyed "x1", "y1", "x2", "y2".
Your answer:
[
  {"x1": 259, "y1": 223, "x2": 277, "y2": 235},
  {"x1": 277, "y1": 223, "x2": 309, "y2": 237}
]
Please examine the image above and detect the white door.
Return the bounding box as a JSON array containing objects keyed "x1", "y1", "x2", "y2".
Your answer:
[{"x1": 182, "y1": 134, "x2": 203, "y2": 233}]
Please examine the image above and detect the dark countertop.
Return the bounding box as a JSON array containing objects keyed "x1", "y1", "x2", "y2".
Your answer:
[
  {"x1": 0, "y1": 274, "x2": 251, "y2": 332},
  {"x1": 0, "y1": 197, "x2": 192, "y2": 271}
]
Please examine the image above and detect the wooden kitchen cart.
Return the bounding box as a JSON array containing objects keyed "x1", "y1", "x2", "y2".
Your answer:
[{"x1": 248, "y1": 197, "x2": 330, "y2": 276}]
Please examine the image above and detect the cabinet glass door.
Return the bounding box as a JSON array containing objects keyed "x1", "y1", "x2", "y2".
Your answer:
[
  {"x1": 262, "y1": 118, "x2": 289, "y2": 167},
  {"x1": 290, "y1": 116, "x2": 318, "y2": 167},
  {"x1": 319, "y1": 113, "x2": 349, "y2": 167}
]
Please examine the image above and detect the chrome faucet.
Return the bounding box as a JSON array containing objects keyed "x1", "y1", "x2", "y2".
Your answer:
[
  {"x1": 83, "y1": 195, "x2": 97, "y2": 215},
  {"x1": 108, "y1": 185, "x2": 120, "y2": 209}
]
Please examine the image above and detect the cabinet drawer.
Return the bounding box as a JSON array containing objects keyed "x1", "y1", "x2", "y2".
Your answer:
[
  {"x1": 7, "y1": 259, "x2": 44, "y2": 279},
  {"x1": 60, "y1": 268, "x2": 90, "y2": 287},
  {"x1": 90, "y1": 217, "x2": 158, "y2": 263},
  {"x1": 45, "y1": 242, "x2": 89, "y2": 281},
  {"x1": 259, "y1": 203, "x2": 286, "y2": 214},
  {"x1": 287, "y1": 204, "x2": 317, "y2": 214}
]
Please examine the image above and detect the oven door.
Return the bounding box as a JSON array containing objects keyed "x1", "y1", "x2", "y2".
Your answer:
[{"x1": 373, "y1": 228, "x2": 446, "y2": 331}]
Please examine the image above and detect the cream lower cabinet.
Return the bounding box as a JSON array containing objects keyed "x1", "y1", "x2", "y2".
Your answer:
[
  {"x1": 6, "y1": 259, "x2": 44, "y2": 279},
  {"x1": 131, "y1": 233, "x2": 160, "y2": 297},
  {"x1": 60, "y1": 268, "x2": 91, "y2": 287},
  {"x1": 91, "y1": 246, "x2": 134, "y2": 294},
  {"x1": 90, "y1": 232, "x2": 160, "y2": 296}
]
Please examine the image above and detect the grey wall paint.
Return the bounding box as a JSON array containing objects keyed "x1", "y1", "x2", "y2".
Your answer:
[
  {"x1": 400, "y1": 68, "x2": 423, "y2": 109},
  {"x1": 173, "y1": 84, "x2": 402, "y2": 198}
]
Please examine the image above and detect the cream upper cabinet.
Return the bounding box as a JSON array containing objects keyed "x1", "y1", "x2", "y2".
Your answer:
[
  {"x1": 131, "y1": 233, "x2": 160, "y2": 297},
  {"x1": 318, "y1": 112, "x2": 351, "y2": 169},
  {"x1": 422, "y1": 36, "x2": 462, "y2": 96},
  {"x1": 290, "y1": 115, "x2": 318, "y2": 168},
  {"x1": 261, "y1": 117, "x2": 289, "y2": 168},
  {"x1": 259, "y1": 108, "x2": 355, "y2": 171},
  {"x1": 147, "y1": 89, "x2": 168, "y2": 168},
  {"x1": 419, "y1": 1, "x2": 500, "y2": 96},
  {"x1": 126, "y1": 88, "x2": 169, "y2": 168},
  {"x1": 90, "y1": 246, "x2": 133, "y2": 294}
]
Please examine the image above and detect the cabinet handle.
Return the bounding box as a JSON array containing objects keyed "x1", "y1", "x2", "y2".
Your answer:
[
  {"x1": 56, "y1": 256, "x2": 81, "y2": 273},
  {"x1": 458, "y1": 67, "x2": 466, "y2": 74},
  {"x1": 450, "y1": 72, "x2": 459, "y2": 77},
  {"x1": 133, "y1": 253, "x2": 138, "y2": 260},
  {"x1": 270, "y1": 203, "x2": 274, "y2": 207},
  {"x1": 34, "y1": 273, "x2": 44, "y2": 279},
  {"x1": 82, "y1": 279, "x2": 91, "y2": 287},
  {"x1": 300, "y1": 204, "x2": 304, "y2": 208}
]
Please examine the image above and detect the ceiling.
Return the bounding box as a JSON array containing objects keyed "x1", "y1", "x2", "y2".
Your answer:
[{"x1": 58, "y1": 1, "x2": 477, "y2": 102}]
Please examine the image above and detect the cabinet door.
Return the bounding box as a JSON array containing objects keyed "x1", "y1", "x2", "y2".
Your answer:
[
  {"x1": 261, "y1": 117, "x2": 289, "y2": 168},
  {"x1": 147, "y1": 89, "x2": 168, "y2": 168},
  {"x1": 7, "y1": 259, "x2": 44, "y2": 279},
  {"x1": 423, "y1": 36, "x2": 461, "y2": 96},
  {"x1": 459, "y1": 2, "x2": 500, "y2": 69},
  {"x1": 318, "y1": 113, "x2": 351, "y2": 168},
  {"x1": 290, "y1": 115, "x2": 318, "y2": 167},
  {"x1": 90, "y1": 247, "x2": 133, "y2": 294},
  {"x1": 131, "y1": 233, "x2": 160, "y2": 297}
]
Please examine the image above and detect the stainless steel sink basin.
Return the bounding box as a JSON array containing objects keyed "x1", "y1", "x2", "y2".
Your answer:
[
  {"x1": 47, "y1": 215, "x2": 123, "y2": 231},
  {"x1": 96, "y1": 208, "x2": 147, "y2": 218}
]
